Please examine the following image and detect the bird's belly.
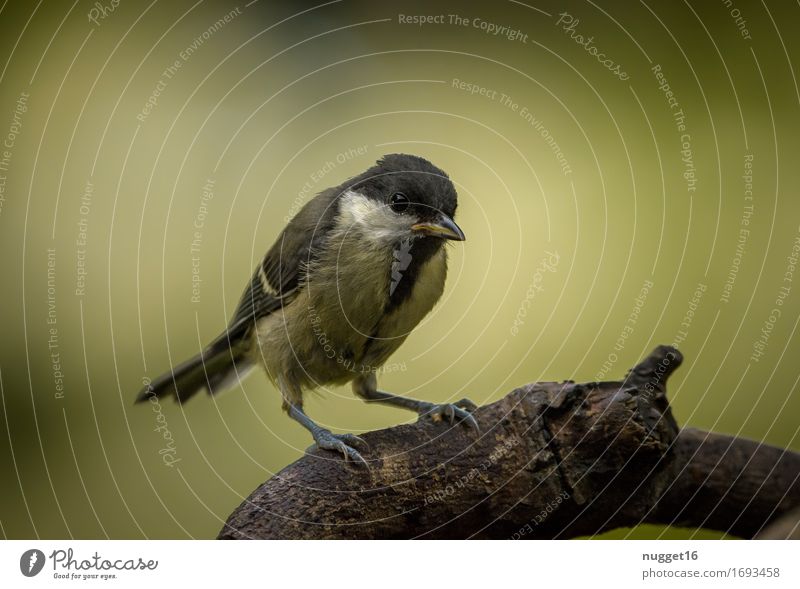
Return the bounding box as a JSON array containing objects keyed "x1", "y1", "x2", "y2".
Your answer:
[{"x1": 255, "y1": 244, "x2": 447, "y2": 391}]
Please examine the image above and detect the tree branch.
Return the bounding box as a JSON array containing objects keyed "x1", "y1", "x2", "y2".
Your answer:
[{"x1": 218, "y1": 346, "x2": 800, "y2": 539}]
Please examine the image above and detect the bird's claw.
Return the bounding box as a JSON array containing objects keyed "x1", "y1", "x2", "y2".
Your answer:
[
  {"x1": 418, "y1": 398, "x2": 479, "y2": 432},
  {"x1": 311, "y1": 430, "x2": 370, "y2": 468}
]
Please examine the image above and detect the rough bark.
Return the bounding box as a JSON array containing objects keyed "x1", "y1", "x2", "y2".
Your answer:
[{"x1": 218, "y1": 346, "x2": 800, "y2": 539}]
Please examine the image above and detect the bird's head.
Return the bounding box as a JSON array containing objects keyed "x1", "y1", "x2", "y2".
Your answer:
[{"x1": 337, "y1": 153, "x2": 465, "y2": 245}]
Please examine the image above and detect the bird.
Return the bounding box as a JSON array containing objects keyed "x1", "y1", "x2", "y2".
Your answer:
[{"x1": 136, "y1": 153, "x2": 476, "y2": 466}]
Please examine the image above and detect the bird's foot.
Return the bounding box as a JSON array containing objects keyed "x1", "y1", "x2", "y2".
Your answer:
[
  {"x1": 417, "y1": 398, "x2": 479, "y2": 431},
  {"x1": 310, "y1": 430, "x2": 370, "y2": 467}
]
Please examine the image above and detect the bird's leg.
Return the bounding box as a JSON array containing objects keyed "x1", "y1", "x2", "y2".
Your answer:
[
  {"x1": 279, "y1": 379, "x2": 369, "y2": 467},
  {"x1": 287, "y1": 405, "x2": 369, "y2": 466},
  {"x1": 352, "y1": 373, "x2": 479, "y2": 431}
]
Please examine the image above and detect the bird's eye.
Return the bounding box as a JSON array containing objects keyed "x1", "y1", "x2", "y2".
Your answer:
[{"x1": 389, "y1": 192, "x2": 410, "y2": 213}]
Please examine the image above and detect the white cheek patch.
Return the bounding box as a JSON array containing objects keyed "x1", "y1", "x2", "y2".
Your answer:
[{"x1": 339, "y1": 190, "x2": 410, "y2": 241}]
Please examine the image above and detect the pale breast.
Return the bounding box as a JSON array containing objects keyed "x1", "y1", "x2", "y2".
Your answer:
[
  {"x1": 360, "y1": 246, "x2": 448, "y2": 369},
  {"x1": 254, "y1": 232, "x2": 448, "y2": 392}
]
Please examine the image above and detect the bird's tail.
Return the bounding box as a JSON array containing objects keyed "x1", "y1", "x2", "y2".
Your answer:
[{"x1": 135, "y1": 325, "x2": 255, "y2": 404}]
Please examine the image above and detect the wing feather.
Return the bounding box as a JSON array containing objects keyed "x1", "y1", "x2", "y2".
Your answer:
[{"x1": 228, "y1": 189, "x2": 339, "y2": 332}]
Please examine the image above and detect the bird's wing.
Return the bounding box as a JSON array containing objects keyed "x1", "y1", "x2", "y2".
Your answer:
[{"x1": 228, "y1": 189, "x2": 339, "y2": 333}]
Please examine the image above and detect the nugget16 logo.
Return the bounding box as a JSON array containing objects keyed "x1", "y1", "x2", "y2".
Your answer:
[{"x1": 20, "y1": 549, "x2": 46, "y2": 577}]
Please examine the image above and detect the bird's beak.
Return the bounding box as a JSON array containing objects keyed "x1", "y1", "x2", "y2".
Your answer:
[{"x1": 411, "y1": 214, "x2": 466, "y2": 241}]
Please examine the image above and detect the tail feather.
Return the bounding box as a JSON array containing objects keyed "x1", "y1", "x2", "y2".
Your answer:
[{"x1": 136, "y1": 327, "x2": 253, "y2": 404}]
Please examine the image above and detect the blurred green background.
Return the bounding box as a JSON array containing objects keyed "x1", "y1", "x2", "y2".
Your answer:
[{"x1": 1, "y1": 0, "x2": 798, "y2": 539}]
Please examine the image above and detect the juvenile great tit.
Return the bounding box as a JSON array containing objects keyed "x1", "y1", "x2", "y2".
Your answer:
[{"x1": 136, "y1": 154, "x2": 476, "y2": 466}]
